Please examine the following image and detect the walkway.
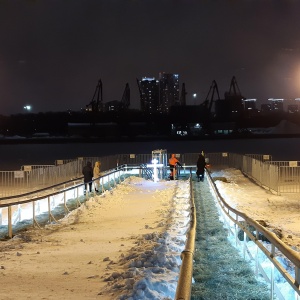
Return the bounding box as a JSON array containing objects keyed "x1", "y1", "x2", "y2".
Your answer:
[{"x1": 0, "y1": 176, "x2": 189, "y2": 300}]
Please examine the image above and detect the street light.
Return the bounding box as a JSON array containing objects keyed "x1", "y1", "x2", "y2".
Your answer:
[
  {"x1": 193, "y1": 93, "x2": 197, "y2": 105},
  {"x1": 24, "y1": 105, "x2": 31, "y2": 111}
]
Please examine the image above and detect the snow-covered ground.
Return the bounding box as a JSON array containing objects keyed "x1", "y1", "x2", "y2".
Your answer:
[
  {"x1": 0, "y1": 176, "x2": 191, "y2": 300},
  {"x1": 212, "y1": 168, "x2": 300, "y2": 251},
  {"x1": 0, "y1": 169, "x2": 299, "y2": 299},
  {"x1": 211, "y1": 168, "x2": 300, "y2": 299}
]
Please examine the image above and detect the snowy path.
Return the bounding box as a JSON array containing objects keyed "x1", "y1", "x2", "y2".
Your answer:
[
  {"x1": 0, "y1": 177, "x2": 190, "y2": 300},
  {"x1": 191, "y1": 177, "x2": 271, "y2": 300}
]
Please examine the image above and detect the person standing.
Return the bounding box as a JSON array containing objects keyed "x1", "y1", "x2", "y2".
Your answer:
[
  {"x1": 82, "y1": 161, "x2": 93, "y2": 194},
  {"x1": 196, "y1": 152, "x2": 206, "y2": 182},
  {"x1": 169, "y1": 153, "x2": 182, "y2": 180},
  {"x1": 93, "y1": 161, "x2": 101, "y2": 193}
]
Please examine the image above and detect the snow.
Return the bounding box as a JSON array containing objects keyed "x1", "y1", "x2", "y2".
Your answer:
[
  {"x1": 211, "y1": 168, "x2": 300, "y2": 299},
  {"x1": 0, "y1": 176, "x2": 191, "y2": 300},
  {"x1": 0, "y1": 168, "x2": 300, "y2": 299},
  {"x1": 212, "y1": 168, "x2": 300, "y2": 250}
]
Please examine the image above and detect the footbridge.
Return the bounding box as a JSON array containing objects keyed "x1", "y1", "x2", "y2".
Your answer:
[{"x1": 1, "y1": 152, "x2": 300, "y2": 299}]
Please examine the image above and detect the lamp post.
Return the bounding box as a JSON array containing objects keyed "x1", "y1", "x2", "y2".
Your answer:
[{"x1": 193, "y1": 93, "x2": 197, "y2": 105}]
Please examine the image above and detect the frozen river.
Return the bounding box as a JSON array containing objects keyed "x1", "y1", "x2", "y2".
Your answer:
[{"x1": 0, "y1": 137, "x2": 299, "y2": 170}]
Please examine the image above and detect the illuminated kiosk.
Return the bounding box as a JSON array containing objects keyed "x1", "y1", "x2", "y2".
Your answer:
[{"x1": 147, "y1": 149, "x2": 168, "y2": 181}]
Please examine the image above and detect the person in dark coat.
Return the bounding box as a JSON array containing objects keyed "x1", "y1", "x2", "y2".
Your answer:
[
  {"x1": 82, "y1": 161, "x2": 93, "y2": 194},
  {"x1": 196, "y1": 153, "x2": 206, "y2": 182}
]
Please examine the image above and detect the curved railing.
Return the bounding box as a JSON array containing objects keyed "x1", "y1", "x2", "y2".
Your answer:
[
  {"x1": 0, "y1": 165, "x2": 128, "y2": 239},
  {"x1": 174, "y1": 168, "x2": 300, "y2": 299},
  {"x1": 206, "y1": 171, "x2": 300, "y2": 299},
  {"x1": 1, "y1": 159, "x2": 300, "y2": 298},
  {"x1": 175, "y1": 175, "x2": 196, "y2": 300}
]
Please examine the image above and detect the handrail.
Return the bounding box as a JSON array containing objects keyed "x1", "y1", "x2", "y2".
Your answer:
[
  {"x1": 0, "y1": 178, "x2": 82, "y2": 202},
  {"x1": 0, "y1": 165, "x2": 126, "y2": 205},
  {"x1": 0, "y1": 166, "x2": 128, "y2": 238},
  {"x1": 206, "y1": 170, "x2": 300, "y2": 298},
  {"x1": 174, "y1": 167, "x2": 300, "y2": 299},
  {"x1": 207, "y1": 172, "x2": 300, "y2": 267},
  {"x1": 175, "y1": 175, "x2": 196, "y2": 300},
  {"x1": 2, "y1": 157, "x2": 300, "y2": 297}
]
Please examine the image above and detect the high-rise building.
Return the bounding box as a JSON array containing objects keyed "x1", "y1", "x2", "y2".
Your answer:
[
  {"x1": 158, "y1": 72, "x2": 180, "y2": 113},
  {"x1": 243, "y1": 99, "x2": 257, "y2": 110},
  {"x1": 268, "y1": 98, "x2": 284, "y2": 111},
  {"x1": 137, "y1": 77, "x2": 159, "y2": 114}
]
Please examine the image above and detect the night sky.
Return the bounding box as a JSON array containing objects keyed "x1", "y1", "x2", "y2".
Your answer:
[{"x1": 1, "y1": 0, "x2": 300, "y2": 116}]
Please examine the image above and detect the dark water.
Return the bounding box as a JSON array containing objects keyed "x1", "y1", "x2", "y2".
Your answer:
[{"x1": 0, "y1": 137, "x2": 298, "y2": 170}]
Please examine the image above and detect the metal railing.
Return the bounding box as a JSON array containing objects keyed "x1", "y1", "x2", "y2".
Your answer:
[
  {"x1": 0, "y1": 166, "x2": 129, "y2": 239},
  {"x1": 0, "y1": 155, "x2": 122, "y2": 197},
  {"x1": 206, "y1": 170, "x2": 300, "y2": 299},
  {"x1": 174, "y1": 157, "x2": 300, "y2": 299},
  {"x1": 1, "y1": 154, "x2": 300, "y2": 298},
  {"x1": 240, "y1": 156, "x2": 300, "y2": 194},
  {"x1": 3, "y1": 152, "x2": 300, "y2": 198},
  {"x1": 175, "y1": 175, "x2": 196, "y2": 300}
]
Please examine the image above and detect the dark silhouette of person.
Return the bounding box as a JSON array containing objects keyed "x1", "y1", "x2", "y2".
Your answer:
[
  {"x1": 82, "y1": 161, "x2": 93, "y2": 194},
  {"x1": 196, "y1": 152, "x2": 206, "y2": 182}
]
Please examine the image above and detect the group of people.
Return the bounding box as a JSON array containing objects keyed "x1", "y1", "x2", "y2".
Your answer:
[
  {"x1": 82, "y1": 152, "x2": 207, "y2": 192},
  {"x1": 169, "y1": 152, "x2": 207, "y2": 182},
  {"x1": 82, "y1": 161, "x2": 101, "y2": 195}
]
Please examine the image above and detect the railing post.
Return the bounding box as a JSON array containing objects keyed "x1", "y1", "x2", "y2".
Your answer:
[
  {"x1": 295, "y1": 266, "x2": 300, "y2": 290},
  {"x1": 32, "y1": 200, "x2": 41, "y2": 228},
  {"x1": 18, "y1": 204, "x2": 21, "y2": 224},
  {"x1": 48, "y1": 196, "x2": 51, "y2": 223},
  {"x1": 101, "y1": 177, "x2": 104, "y2": 193},
  {"x1": 271, "y1": 263, "x2": 275, "y2": 300},
  {"x1": 33, "y1": 201, "x2": 36, "y2": 226},
  {"x1": 64, "y1": 191, "x2": 69, "y2": 214},
  {"x1": 243, "y1": 231, "x2": 247, "y2": 259},
  {"x1": 118, "y1": 169, "x2": 122, "y2": 183},
  {"x1": 8, "y1": 206, "x2": 12, "y2": 238},
  {"x1": 270, "y1": 244, "x2": 275, "y2": 300},
  {"x1": 255, "y1": 231, "x2": 259, "y2": 277},
  {"x1": 235, "y1": 215, "x2": 238, "y2": 247}
]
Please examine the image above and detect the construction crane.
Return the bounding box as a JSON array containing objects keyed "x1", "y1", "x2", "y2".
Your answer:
[
  {"x1": 200, "y1": 79, "x2": 220, "y2": 113},
  {"x1": 121, "y1": 83, "x2": 130, "y2": 109},
  {"x1": 227, "y1": 76, "x2": 242, "y2": 97},
  {"x1": 224, "y1": 76, "x2": 245, "y2": 113},
  {"x1": 86, "y1": 79, "x2": 103, "y2": 112}
]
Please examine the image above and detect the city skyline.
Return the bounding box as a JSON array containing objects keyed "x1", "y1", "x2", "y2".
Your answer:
[
  {"x1": 5, "y1": 71, "x2": 300, "y2": 116},
  {"x1": 1, "y1": 1, "x2": 300, "y2": 116}
]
